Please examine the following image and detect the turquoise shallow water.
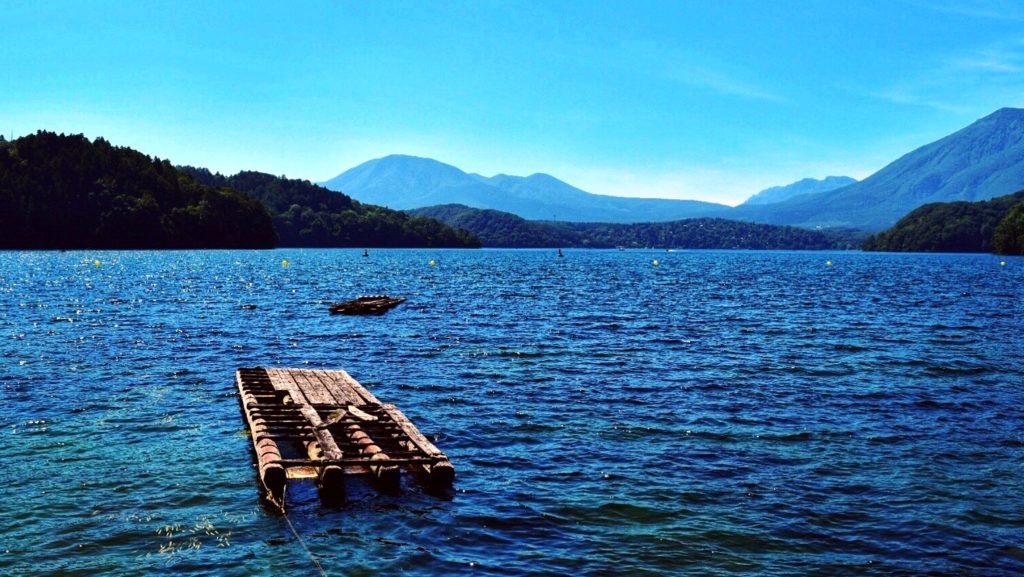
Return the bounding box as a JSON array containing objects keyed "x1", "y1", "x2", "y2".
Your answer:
[{"x1": 1, "y1": 249, "x2": 1022, "y2": 576}]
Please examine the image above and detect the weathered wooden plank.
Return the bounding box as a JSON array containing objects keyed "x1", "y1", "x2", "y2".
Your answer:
[
  {"x1": 348, "y1": 405, "x2": 378, "y2": 422},
  {"x1": 294, "y1": 405, "x2": 343, "y2": 460},
  {"x1": 379, "y1": 404, "x2": 445, "y2": 457},
  {"x1": 305, "y1": 437, "x2": 344, "y2": 501},
  {"x1": 267, "y1": 368, "x2": 309, "y2": 404},
  {"x1": 311, "y1": 369, "x2": 365, "y2": 406},
  {"x1": 286, "y1": 466, "x2": 319, "y2": 480},
  {"x1": 328, "y1": 369, "x2": 382, "y2": 405},
  {"x1": 263, "y1": 367, "x2": 289, "y2": 394},
  {"x1": 292, "y1": 370, "x2": 336, "y2": 405}
]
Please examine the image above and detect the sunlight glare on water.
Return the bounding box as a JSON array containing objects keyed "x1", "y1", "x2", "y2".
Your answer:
[{"x1": 1, "y1": 249, "x2": 1022, "y2": 576}]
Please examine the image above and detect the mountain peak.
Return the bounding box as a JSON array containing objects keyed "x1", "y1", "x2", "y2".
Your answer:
[
  {"x1": 986, "y1": 107, "x2": 1024, "y2": 120},
  {"x1": 736, "y1": 106, "x2": 1024, "y2": 230},
  {"x1": 321, "y1": 156, "x2": 728, "y2": 222},
  {"x1": 742, "y1": 175, "x2": 857, "y2": 206},
  {"x1": 369, "y1": 154, "x2": 464, "y2": 172},
  {"x1": 523, "y1": 172, "x2": 568, "y2": 186},
  {"x1": 323, "y1": 155, "x2": 471, "y2": 203}
]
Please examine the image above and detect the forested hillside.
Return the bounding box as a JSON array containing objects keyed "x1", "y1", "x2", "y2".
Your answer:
[
  {"x1": 992, "y1": 201, "x2": 1024, "y2": 255},
  {"x1": 410, "y1": 204, "x2": 844, "y2": 249},
  {"x1": 0, "y1": 132, "x2": 277, "y2": 249},
  {"x1": 862, "y1": 190, "x2": 1024, "y2": 253},
  {"x1": 182, "y1": 168, "x2": 479, "y2": 248}
]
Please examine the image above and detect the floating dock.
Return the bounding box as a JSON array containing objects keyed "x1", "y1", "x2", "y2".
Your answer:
[
  {"x1": 328, "y1": 295, "x2": 406, "y2": 315},
  {"x1": 236, "y1": 367, "x2": 453, "y2": 510}
]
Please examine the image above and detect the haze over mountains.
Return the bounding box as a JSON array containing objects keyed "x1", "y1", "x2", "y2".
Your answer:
[
  {"x1": 741, "y1": 176, "x2": 857, "y2": 206},
  {"x1": 732, "y1": 107, "x2": 1024, "y2": 230},
  {"x1": 325, "y1": 108, "x2": 1024, "y2": 232},
  {"x1": 323, "y1": 155, "x2": 728, "y2": 223}
]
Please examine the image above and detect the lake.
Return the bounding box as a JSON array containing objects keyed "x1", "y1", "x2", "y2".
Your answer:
[{"x1": 1, "y1": 249, "x2": 1022, "y2": 576}]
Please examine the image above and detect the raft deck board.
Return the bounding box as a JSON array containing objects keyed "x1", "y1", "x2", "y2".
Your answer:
[{"x1": 236, "y1": 367, "x2": 453, "y2": 510}]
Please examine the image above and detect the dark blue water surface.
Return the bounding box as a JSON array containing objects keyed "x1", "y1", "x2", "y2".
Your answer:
[{"x1": 1, "y1": 249, "x2": 1022, "y2": 576}]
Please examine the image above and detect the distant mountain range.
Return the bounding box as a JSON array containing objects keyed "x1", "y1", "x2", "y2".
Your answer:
[
  {"x1": 732, "y1": 107, "x2": 1024, "y2": 231},
  {"x1": 322, "y1": 155, "x2": 729, "y2": 223},
  {"x1": 741, "y1": 176, "x2": 857, "y2": 205},
  {"x1": 325, "y1": 108, "x2": 1024, "y2": 232}
]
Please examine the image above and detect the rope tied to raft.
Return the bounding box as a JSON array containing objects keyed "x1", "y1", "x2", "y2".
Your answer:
[{"x1": 284, "y1": 512, "x2": 329, "y2": 577}]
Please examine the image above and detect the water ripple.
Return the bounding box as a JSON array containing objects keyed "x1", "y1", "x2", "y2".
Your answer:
[{"x1": 0, "y1": 249, "x2": 1022, "y2": 576}]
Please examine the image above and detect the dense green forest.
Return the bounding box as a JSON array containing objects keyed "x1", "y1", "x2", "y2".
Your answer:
[
  {"x1": 0, "y1": 130, "x2": 477, "y2": 250},
  {"x1": 992, "y1": 201, "x2": 1024, "y2": 255},
  {"x1": 568, "y1": 219, "x2": 851, "y2": 250},
  {"x1": 409, "y1": 204, "x2": 844, "y2": 249},
  {"x1": 862, "y1": 190, "x2": 1024, "y2": 254},
  {"x1": 181, "y1": 169, "x2": 479, "y2": 248},
  {"x1": 0, "y1": 132, "x2": 277, "y2": 249},
  {"x1": 406, "y1": 204, "x2": 577, "y2": 247}
]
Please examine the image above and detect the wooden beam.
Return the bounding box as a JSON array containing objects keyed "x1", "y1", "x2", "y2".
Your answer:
[
  {"x1": 378, "y1": 404, "x2": 445, "y2": 457},
  {"x1": 345, "y1": 370, "x2": 383, "y2": 405},
  {"x1": 236, "y1": 370, "x2": 285, "y2": 509},
  {"x1": 379, "y1": 403, "x2": 454, "y2": 487}
]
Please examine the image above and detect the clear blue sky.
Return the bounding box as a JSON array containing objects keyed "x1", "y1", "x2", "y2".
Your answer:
[{"x1": 3, "y1": 1, "x2": 1023, "y2": 205}]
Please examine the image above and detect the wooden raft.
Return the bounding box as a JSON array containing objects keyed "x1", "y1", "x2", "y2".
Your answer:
[
  {"x1": 236, "y1": 367, "x2": 453, "y2": 510},
  {"x1": 328, "y1": 295, "x2": 406, "y2": 315}
]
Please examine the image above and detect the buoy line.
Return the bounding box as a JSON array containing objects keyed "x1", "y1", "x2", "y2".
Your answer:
[{"x1": 284, "y1": 512, "x2": 329, "y2": 577}]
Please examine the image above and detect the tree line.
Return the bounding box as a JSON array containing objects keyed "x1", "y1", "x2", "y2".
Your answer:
[
  {"x1": 862, "y1": 190, "x2": 1024, "y2": 255},
  {"x1": 0, "y1": 132, "x2": 479, "y2": 249},
  {"x1": 0, "y1": 132, "x2": 276, "y2": 249},
  {"x1": 410, "y1": 204, "x2": 844, "y2": 250},
  {"x1": 180, "y1": 168, "x2": 479, "y2": 248}
]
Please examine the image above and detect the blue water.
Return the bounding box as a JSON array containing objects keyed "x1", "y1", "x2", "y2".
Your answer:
[{"x1": 1, "y1": 249, "x2": 1022, "y2": 576}]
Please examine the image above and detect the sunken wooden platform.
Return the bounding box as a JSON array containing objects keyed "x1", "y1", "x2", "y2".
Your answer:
[
  {"x1": 328, "y1": 295, "x2": 406, "y2": 315},
  {"x1": 236, "y1": 367, "x2": 453, "y2": 510}
]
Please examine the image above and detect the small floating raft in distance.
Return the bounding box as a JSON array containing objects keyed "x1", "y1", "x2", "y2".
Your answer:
[
  {"x1": 236, "y1": 367, "x2": 453, "y2": 511},
  {"x1": 328, "y1": 295, "x2": 406, "y2": 315}
]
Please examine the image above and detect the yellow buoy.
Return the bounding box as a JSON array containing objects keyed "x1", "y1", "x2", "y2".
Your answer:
[
  {"x1": 93, "y1": 260, "x2": 101, "y2": 267},
  {"x1": 281, "y1": 260, "x2": 289, "y2": 267},
  {"x1": 1001, "y1": 261, "x2": 1006, "y2": 266},
  {"x1": 429, "y1": 260, "x2": 437, "y2": 267},
  {"x1": 826, "y1": 260, "x2": 833, "y2": 266},
  {"x1": 652, "y1": 259, "x2": 660, "y2": 266}
]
